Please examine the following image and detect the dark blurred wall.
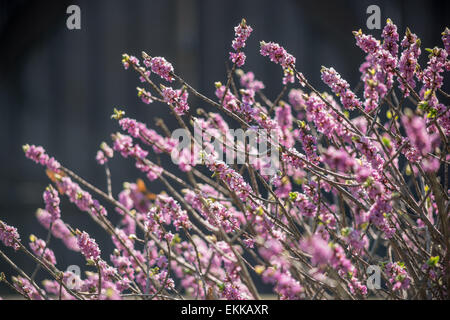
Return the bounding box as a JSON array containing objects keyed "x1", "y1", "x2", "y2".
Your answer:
[{"x1": 0, "y1": 0, "x2": 448, "y2": 291}]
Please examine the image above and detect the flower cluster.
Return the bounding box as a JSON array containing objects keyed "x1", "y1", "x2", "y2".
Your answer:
[
  {"x1": 121, "y1": 54, "x2": 139, "y2": 70},
  {"x1": 236, "y1": 70, "x2": 265, "y2": 92},
  {"x1": 231, "y1": 18, "x2": 252, "y2": 51},
  {"x1": 118, "y1": 117, "x2": 176, "y2": 154},
  {"x1": 136, "y1": 87, "x2": 154, "y2": 105},
  {"x1": 260, "y1": 41, "x2": 295, "y2": 68},
  {"x1": 29, "y1": 235, "x2": 57, "y2": 265},
  {"x1": 443, "y1": 27, "x2": 450, "y2": 55},
  {"x1": 382, "y1": 18, "x2": 399, "y2": 57},
  {"x1": 321, "y1": 66, "x2": 362, "y2": 110},
  {"x1": 43, "y1": 185, "x2": 61, "y2": 223},
  {"x1": 419, "y1": 47, "x2": 448, "y2": 98},
  {"x1": 204, "y1": 154, "x2": 253, "y2": 202},
  {"x1": 398, "y1": 28, "x2": 421, "y2": 96},
  {"x1": 96, "y1": 142, "x2": 114, "y2": 165},
  {"x1": 76, "y1": 230, "x2": 101, "y2": 261},
  {"x1": 23, "y1": 144, "x2": 60, "y2": 172},
  {"x1": 161, "y1": 86, "x2": 190, "y2": 115},
  {"x1": 229, "y1": 19, "x2": 253, "y2": 67},
  {"x1": 259, "y1": 239, "x2": 304, "y2": 299},
  {"x1": 144, "y1": 56, "x2": 174, "y2": 82},
  {"x1": 36, "y1": 209, "x2": 79, "y2": 251},
  {"x1": 112, "y1": 132, "x2": 163, "y2": 181},
  {"x1": 385, "y1": 262, "x2": 411, "y2": 291},
  {"x1": 300, "y1": 234, "x2": 332, "y2": 266},
  {"x1": 1, "y1": 18, "x2": 448, "y2": 301},
  {"x1": 13, "y1": 276, "x2": 43, "y2": 300},
  {"x1": 354, "y1": 29, "x2": 397, "y2": 94},
  {"x1": 260, "y1": 41, "x2": 300, "y2": 84}
]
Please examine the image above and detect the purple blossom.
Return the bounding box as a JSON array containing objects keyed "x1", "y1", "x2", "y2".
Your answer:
[
  {"x1": 260, "y1": 41, "x2": 296, "y2": 68},
  {"x1": 442, "y1": 27, "x2": 450, "y2": 56},
  {"x1": 205, "y1": 155, "x2": 253, "y2": 202},
  {"x1": 43, "y1": 185, "x2": 61, "y2": 223},
  {"x1": 300, "y1": 234, "x2": 332, "y2": 266},
  {"x1": 321, "y1": 66, "x2": 362, "y2": 110},
  {"x1": 13, "y1": 18, "x2": 450, "y2": 301},
  {"x1": 161, "y1": 86, "x2": 190, "y2": 115},
  {"x1": 231, "y1": 19, "x2": 253, "y2": 51},
  {"x1": 419, "y1": 47, "x2": 448, "y2": 98},
  {"x1": 0, "y1": 220, "x2": 20, "y2": 251},
  {"x1": 354, "y1": 29, "x2": 397, "y2": 93},
  {"x1": 229, "y1": 51, "x2": 246, "y2": 67},
  {"x1": 121, "y1": 54, "x2": 139, "y2": 70},
  {"x1": 96, "y1": 150, "x2": 108, "y2": 165},
  {"x1": 368, "y1": 198, "x2": 395, "y2": 238},
  {"x1": 401, "y1": 113, "x2": 435, "y2": 156},
  {"x1": 323, "y1": 146, "x2": 355, "y2": 173},
  {"x1": 137, "y1": 87, "x2": 154, "y2": 104},
  {"x1": 118, "y1": 117, "x2": 176, "y2": 154},
  {"x1": 238, "y1": 71, "x2": 265, "y2": 92},
  {"x1": 382, "y1": 18, "x2": 399, "y2": 57},
  {"x1": 13, "y1": 276, "x2": 43, "y2": 300},
  {"x1": 29, "y1": 235, "x2": 57, "y2": 265},
  {"x1": 23, "y1": 144, "x2": 60, "y2": 172},
  {"x1": 36, "y1": 209, "x2": 79, "y2": 251},
  {"x1": 147, "y1": 56, "x2": 174, "y2": 82},
  {"x1": 288, "y1": 89, "x2": 306, "y2": 112},
  {"x1": 398, "y1": 28, "x2": 421, "y2": 96},
  {"x1": 385, "y1": 262, "x2": 411, "y2": 291}
]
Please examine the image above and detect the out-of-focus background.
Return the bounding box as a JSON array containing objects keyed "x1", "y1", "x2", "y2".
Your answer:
[{"x1": 0, "y1": 0, "x2": 448, "y2": 294}]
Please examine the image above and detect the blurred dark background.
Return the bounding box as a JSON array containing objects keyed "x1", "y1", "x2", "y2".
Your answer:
[{"x1": 0, "y1": 0, "x2": 448, "y2": 294}]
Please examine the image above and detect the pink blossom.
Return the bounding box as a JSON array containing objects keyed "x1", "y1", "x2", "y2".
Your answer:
[
  {"x1": 23, "y1": 144, "x2": 61, "y2": 172},
  {"x1": 442, "y1": 27, "x2": 450, "y2": 55},
  {"x1": 161, "y1": 86, "x2": 190, "y2": 115},
  {"x1": 231, "y1": 19, "x2": 253, "y2": 51},
  {"x1": 238, "y1": 71, "x2": 265, "y2": 92},
  {"x1": 96, "y1": 150, "x2": 108, "y2": 165},
  {"x1": 382, "y1": 19, "x2": 399, "y2": 57},
  {"x1": 321, "y1": 66, "x2": 362, "y2": 111},
  {"x1": 385, "y1": 262, "x2": 411, "y2": 291},
  {"x1": 229, "y1": 51, "x2": 246, "y2": 67},
  {"x1": 29, "y1": 236, "x2": 57, "y2": 265},
  {"x1": 401, "y1": 114, "x2": 435, "y2": 156},
  {"x1": 398, "y1": 28, "x2": 421, "y2": 96},
  {"x1": 260, "y1": 41, "x2": 296, "y2": 68},
  {"x1": 0, "y1": 220, "x2": 20, "y2": 251}
]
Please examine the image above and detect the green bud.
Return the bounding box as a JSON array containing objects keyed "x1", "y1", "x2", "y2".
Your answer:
[{"x1": 427, "y1": 256, "x2": 440, "y2": 267}]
